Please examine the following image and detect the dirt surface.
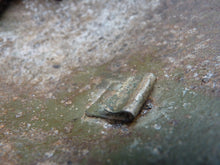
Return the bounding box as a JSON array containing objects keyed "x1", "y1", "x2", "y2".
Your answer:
[{"x1": 0, "y1": 0, "x2": 219, "y2": 164}]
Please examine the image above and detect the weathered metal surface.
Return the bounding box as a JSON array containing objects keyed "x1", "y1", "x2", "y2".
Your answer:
[{"x1": 86, "y1": 73, "x2": 156, "y2": 122}]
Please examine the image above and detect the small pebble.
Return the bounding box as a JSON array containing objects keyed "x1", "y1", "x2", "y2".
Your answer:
[
  {"x1": 153, "y1": 124, "x2": 161, "y2": 130},
  {"x1": 16, "y1": 112, "x2": 23, "y2": 118},
  {"x1": 52, "y1": 64, "x2": 61, "y2": 69},
  {"x1": 27, "y1": 123, "x2": 31, "y2": 128},
  {"x1": 201, "y1": 78, "x2": 209, "y2": 83},
  {"x1": 65, "y1": 100, "x2": 72, "y2": 105},
  {"x1": 45, "y1": 150, "x2": 55, "y2": 158}
]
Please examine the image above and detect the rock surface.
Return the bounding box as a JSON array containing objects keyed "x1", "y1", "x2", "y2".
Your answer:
[{"x1": 0, "y1": 0, "x2": 219, "y2": 164}]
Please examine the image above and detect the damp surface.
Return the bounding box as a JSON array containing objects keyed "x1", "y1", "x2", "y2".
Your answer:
[{"x1": 0, "y1": 0, "x2": 219, "y2": 164}]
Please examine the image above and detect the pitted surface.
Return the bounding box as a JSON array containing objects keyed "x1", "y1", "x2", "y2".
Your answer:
[{"x1": 0, "y1": 0, "x2": 219, "y2": 164}]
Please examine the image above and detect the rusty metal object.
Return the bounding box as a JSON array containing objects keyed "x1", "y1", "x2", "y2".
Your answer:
[{"x1": 85, "y1": 73, "x2": 156, "y2": 122}]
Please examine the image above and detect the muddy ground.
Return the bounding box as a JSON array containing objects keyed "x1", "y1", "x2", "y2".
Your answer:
[{"x1": 0, "y1": 0, "x2": 219, "y2": 164}]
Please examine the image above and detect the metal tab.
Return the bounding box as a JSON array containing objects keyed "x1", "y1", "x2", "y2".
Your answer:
[{"x1": 85, "y1": 73, "x2": 156, "y2": 122}]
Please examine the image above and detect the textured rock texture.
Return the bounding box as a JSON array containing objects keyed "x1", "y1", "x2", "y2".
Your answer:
[
  {"x1": 0, "y1": 0, "x2": 161, "y2": 93},
  {"x1": 0, "y1": 0, "x2": 219, "y2": 98},
  {"x1": 0, "y1": 0, "x2": 219, "y2": 164}
]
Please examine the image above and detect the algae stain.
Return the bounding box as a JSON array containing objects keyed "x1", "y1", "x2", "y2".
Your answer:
[
  {"x1": 0, "y1": 49, "x2": 164, "y2": 135},
  {"x1": 1, "y1": 52, "x2": 219, "y2": 165}
]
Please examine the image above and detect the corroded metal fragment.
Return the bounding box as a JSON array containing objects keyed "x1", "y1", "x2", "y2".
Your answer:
[{"x1": 85, "y1": 73, "x2": 156, "y2": 122}]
